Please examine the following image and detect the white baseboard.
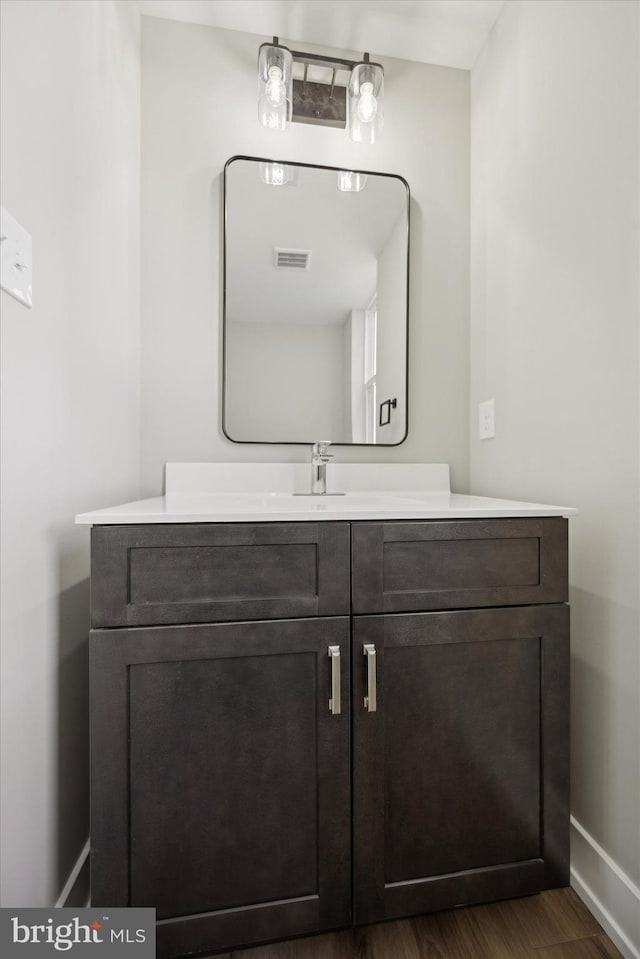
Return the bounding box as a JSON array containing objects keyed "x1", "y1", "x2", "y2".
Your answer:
[
  {"x1": 55, "y1": 838, "x2": 90, "y2": 908},
  {"x1": 570, "y1": 816, "x2": 640, "y2": 959}
]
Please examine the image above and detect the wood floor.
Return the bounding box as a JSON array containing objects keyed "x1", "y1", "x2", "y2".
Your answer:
[{"x1": 221, "y1": 889, "x2": 624, "y2": 959}]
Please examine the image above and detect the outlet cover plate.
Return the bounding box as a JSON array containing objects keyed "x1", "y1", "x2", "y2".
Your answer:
[{"x1": 479, "y1": 398, "x2": 495, "y2": 440}]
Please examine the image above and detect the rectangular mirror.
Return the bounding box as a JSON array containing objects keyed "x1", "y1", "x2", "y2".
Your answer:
[{"x1": 223, "y1": 156, "x2": 409, "y2": 445}]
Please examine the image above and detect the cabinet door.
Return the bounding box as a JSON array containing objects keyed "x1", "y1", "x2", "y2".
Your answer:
[
  {"x1": 91, "y1": 617, "x2": 351, "y2": 957},
  {"x1": 353, "y1": 605, "x2": 569, "y2": 924}
]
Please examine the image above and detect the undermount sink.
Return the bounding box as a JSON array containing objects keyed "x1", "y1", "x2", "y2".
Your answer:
[
  {"x1": 264, "y1": 491, "x2": 430, "y2": 507},
  {"x1": 163, "y1": 491, "x2": 434, "y2": 512}
]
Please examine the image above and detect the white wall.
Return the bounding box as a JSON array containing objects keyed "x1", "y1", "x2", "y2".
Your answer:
[
  {"x1": 0, "y1": 0, "x2": 140, "y2": 906},
  {"x1": 471, "y1": 0, "x2": 639, "y2": 952},
  {"x1": 140, "y1": 16, "x2": 470, "y2": 495},
  {"x1": 225, "y1": 321, "x2": 345, "y2": 441}
]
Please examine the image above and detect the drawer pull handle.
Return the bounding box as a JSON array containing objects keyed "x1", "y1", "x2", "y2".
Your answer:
[
  {"x1": 363, "y1": 643, "x2": 377, "y2": 712},
  {"x1": 328, "y1": 645, "x2": 341, "y2": 715}
]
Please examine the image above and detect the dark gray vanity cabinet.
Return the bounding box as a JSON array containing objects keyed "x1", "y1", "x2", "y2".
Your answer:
[{"x1": 89, "y1": 517, "x2": 569, "y2": 958}]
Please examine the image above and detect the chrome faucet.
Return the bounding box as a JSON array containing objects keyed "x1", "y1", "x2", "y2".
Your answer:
[{"x1": 310, "y1": 441, "x2": 333, "y2": 495}]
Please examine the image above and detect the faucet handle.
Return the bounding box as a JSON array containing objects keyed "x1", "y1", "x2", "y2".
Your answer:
[{"x1": 312, "y1": 440, "x2": 333, "y2": 460}]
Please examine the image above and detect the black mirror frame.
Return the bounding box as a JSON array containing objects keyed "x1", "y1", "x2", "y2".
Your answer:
[{"x1": 222, "y1": 154, "x2": 410, "y2": 447}]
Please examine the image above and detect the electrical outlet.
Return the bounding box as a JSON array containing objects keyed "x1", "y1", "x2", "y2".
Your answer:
[
  {"x1": 479, "y1": 399, "x2": 495, "y2": 440},
  {"x1": 1, "y1": 206, "x2": 32, "y2": 308}
]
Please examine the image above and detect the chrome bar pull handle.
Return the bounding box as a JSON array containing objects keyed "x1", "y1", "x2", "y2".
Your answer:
[
  {"x1": 328, "y1": 645, "x2": 341, "y2": 715},
  {"x1": 363, "y1": 643, "x2": 377, "y2": 712}
]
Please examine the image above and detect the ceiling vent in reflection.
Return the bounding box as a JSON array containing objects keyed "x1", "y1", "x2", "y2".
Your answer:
[{"x1": 274, "y1": 248, "x2": 311, "y2": 270}]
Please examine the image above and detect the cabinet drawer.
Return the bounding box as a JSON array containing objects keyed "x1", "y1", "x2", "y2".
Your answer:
[
  {"x1": 352, "y1": 517, "x2": 567, "y2": 614},
  {"x1": 91, "y1": 522, "x2": 350, "y2": 627}
]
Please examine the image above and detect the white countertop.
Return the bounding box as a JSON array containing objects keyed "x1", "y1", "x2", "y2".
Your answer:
[{"x1": 75, "y1": 463, "x2": 576, "y2": 524}]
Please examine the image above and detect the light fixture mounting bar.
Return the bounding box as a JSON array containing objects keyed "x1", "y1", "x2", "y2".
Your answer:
[{"x1": 290, "y1": 50, "x2": 362, "y2": 72}]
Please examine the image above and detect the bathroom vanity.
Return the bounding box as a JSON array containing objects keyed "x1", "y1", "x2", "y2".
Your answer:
[{"x1": 77, "y1": 464, "x2": 575, "y2": 959}]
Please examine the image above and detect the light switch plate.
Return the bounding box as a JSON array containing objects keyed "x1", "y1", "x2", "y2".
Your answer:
[
  {"x1": 1, "y1": 206, "x2": 32, "y2": 308},
  {"x1": 479, "y1": 398, "x2": 495, "y2": 440}
]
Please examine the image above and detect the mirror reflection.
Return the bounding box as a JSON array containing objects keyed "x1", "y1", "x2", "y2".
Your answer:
[{"x1": 223, "y1": 156, "x2": 409, "y2": 445}]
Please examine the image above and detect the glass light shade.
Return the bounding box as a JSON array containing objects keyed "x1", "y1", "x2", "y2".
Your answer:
[
  {"x1": 348, "y1": 61, "x2": 384, "y2": 144},
  {"x1": 260, "y1": 162, "x2": 292, "y2": 186},
  {"x1": 337, "y1": 170, "x2": 368, "y2": 192},
  {"x1": 258, "y1": 43, "x2": 293, "y2": 130}
]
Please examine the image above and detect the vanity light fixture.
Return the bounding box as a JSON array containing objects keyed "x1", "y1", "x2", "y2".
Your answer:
[
  {"x1": 337, "y1": 171, "x2": 368, "y2": 192},
  {"x1": 258, "y1": 38, "x2": 384, "y2": 143}
]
